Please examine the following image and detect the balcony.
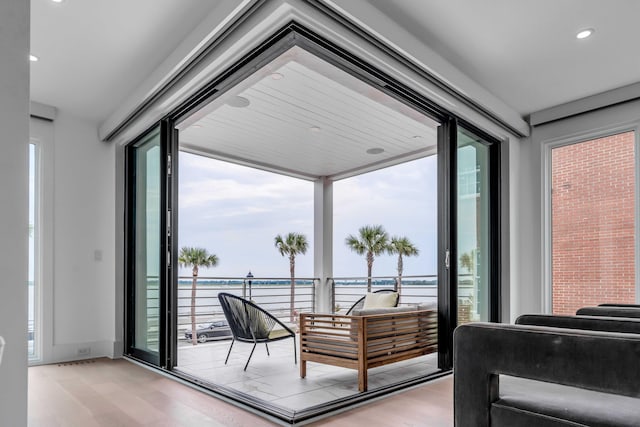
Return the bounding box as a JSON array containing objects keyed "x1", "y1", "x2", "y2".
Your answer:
[{"x1": 173, "y1": 275, "x2": 442, "y2": 415}]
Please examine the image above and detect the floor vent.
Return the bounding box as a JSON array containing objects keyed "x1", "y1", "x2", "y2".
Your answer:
[{"x1": 57, "y1": 359, "x2": 98, "y2": 367}]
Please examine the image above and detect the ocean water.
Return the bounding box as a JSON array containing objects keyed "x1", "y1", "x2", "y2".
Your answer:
[{"x1": 176, "y1": 283, "x2": 315, "y2": 318}]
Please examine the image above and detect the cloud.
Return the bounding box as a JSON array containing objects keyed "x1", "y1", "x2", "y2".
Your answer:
[{"x1": 178, "y1": 153, "x2": 437, "y2": 278}]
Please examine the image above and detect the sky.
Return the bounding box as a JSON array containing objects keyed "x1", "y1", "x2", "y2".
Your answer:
[{"x1": 178, "y1": 152, "x2": 437, "y2": 280}]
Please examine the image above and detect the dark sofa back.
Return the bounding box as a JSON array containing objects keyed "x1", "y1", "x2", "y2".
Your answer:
[
  {"x1": 576, "y1": 306, "x2": 640, "y2": 318},
  {"x1": 516, "y1": 314, "x2": 640, "y2": 333}
]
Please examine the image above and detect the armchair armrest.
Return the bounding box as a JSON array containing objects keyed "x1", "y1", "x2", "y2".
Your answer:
[{"x1": 454, "y1": 323, "x2": 640, "y2": 427}]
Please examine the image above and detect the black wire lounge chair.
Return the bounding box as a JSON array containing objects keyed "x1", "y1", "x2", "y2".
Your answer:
[
  {"x1": 344, "y1": 288, "x2": 398, "y2": 315},
  {"x1": 217, "y1": 292, "x2": 297, "y2": 371}
]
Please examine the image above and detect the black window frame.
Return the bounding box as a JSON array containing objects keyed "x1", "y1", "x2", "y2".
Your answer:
[{"x1": 123, "y1": 21, "x2": 502, "y2": 423}]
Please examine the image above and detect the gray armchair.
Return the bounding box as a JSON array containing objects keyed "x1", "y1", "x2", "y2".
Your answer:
[{"x1": 454, "y1": 322, "x2": 640, "y2": 426}]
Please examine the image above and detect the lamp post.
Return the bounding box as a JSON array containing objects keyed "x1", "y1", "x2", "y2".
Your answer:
[{"x1": 246, "y1": 271, "x2": 254, "y2": 300}]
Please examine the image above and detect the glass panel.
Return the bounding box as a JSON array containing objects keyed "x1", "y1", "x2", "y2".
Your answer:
[
  {"x1": 551, "y1": 131, "x2": 636, "y2": 314},
  {"x1": 28, "y1": 143, "x2": 38, "y2": 359},
  {"x1": 457, "y1": 128, "x2": 490, "y2": 324},
  {"x1": 333, "y1": 156, "x2": 438, "y2": 308},
  {"x1": 175, "y1": 153, "x2": 314, "y2": 346},
  {"x1": 171, "y1": 42, "x2": 443, "y2": 406},
  {"x1": 133, "y1": 131, "x2": 162, "y2": 353}
]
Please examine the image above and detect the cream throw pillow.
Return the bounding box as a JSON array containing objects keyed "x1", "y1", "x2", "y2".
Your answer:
[{"x1": 362, "y1": 292, "x2": 398, "y2": 309}]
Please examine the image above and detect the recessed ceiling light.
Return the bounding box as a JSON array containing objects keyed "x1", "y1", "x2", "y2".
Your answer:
[
  {"x1": 51, "y1": 0, "x2": 65, "y2": 3},
  {"x1": 366, "y1": 148, "x2": 384, "y2": 155},
  {"x1": 29, "y1": 54, "x2": 39, "y2": 62},
  {"x1": 271, "y1": 72, "x2": 284, "y2": 80},
  {"x1": 191, "y1": 124, "x2": 202, "y2": 129},
  {"x1": 576, "y1": 28, "x2": 594, "y2": 39},
  {"x1": 309, "y1": 126, "x2": 321, "y2": 133},
  {"x1": 226, "y1": 96, "x2": 250, "y2": 108}
]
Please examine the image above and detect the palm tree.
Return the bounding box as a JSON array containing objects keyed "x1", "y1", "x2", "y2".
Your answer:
[
  {"x1": 387, "y1": 236, "x2": 419, "y2": 298},
  {"x1": 459, "y1": 251, "x2": 474, "y2": 273},
  {"x1": 345, "y1": 225, "x2": 389, "y2": 292},
  {"x1": 178, "y1": 247, "x2": 219, "y2": 345},
  {"x1": 274, "y1": 232, "x2": 309, "y2": 322},
  {"x1": 460, "y1": 250, "x2": 476, "y2": 284}
]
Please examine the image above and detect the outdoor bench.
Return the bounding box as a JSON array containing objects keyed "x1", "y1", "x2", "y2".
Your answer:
[{"x1": 299, "y1": 305, "x2": 437, "y2": 392}]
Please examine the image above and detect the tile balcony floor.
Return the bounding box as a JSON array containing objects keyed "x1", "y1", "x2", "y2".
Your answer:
[{"x1": 175, "y1": 336, "x2": 440, "y2": 412}]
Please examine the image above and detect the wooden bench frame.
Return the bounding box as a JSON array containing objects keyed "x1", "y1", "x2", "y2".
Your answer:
[{"x1": 299, "y1": 309, "x2": 437, "y2": 392}]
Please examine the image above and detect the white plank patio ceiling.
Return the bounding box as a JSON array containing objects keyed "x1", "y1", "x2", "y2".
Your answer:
[{"x1": 179, "y1": 46, "x2": 438, "y2": 181}]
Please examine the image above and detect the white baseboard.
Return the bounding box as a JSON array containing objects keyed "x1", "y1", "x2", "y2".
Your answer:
[{"x1": 31, "y1": 340, "x2": 118, "y2": 365}]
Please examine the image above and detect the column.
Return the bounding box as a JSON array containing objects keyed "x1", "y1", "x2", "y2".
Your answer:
[{"x1": 314, "y1": 177, "x2": 333, "y2": 313}]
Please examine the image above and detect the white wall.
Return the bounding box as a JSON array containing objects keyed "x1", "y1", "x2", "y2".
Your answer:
[
  {"x1": 41, "y1": 111, "x2": 117, "y2": 363},
  {"x1": 0, "y1": 1, "x2": 30, "y2": 425},
  {"x1": 508, "y1": 134, "x2": 543, "y2": 320},
  {"x1": 511, "y1": 98, "x2": 640, "y2": 319},
  {"x1": 29, "y1": 111, "x2": 118, "y2": 365}
]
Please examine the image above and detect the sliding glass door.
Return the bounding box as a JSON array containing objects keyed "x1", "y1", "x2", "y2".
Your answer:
[
  {"x1": 438, "y1": 120, "x2": 500, "y2": 369},
  {"x1": 456, "y1": 127, "x2": 495, "y2": 325},
  {"x1": 122, "y1": 27, "x2": 502, "y2": 417},
  {"x1": 125, "y1": 124, "x2": 174, "y2": 366}
]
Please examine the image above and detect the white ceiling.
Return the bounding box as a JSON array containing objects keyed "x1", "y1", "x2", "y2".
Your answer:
[
  {"x1": 30, "y1": 0, "x2": 640, "y2": 123},
  {"x1": 30, "y1": 0, "x2": 215, "y2": 123},
  {"x1": 368, "y1": 0, "x2": 640, "y2": 116},
  {"x1": 179, "y1": 46, "x2": 438, "y2": 180}
]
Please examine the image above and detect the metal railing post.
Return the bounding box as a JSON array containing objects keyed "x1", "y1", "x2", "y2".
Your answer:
[
  {"x1": 312, "y1": 279, "x2": 317, "y2": 312},
  {"x1": 330, "y1": 278, "x2": 335, "y2": 313}
]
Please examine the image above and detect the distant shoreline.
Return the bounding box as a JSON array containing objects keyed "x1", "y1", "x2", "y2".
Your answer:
[{"x1": 176, "y1": 279, "x2": 438, "y2": 287}]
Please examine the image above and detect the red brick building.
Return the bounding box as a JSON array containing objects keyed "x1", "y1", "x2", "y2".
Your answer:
[{"x1": 551, "y1": 131, "x2": 636, "y2": 315}]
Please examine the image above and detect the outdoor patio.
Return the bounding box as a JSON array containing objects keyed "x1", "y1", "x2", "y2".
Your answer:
[{"x1": 175, "y1": 336, "x2": 439, "y2": 411}]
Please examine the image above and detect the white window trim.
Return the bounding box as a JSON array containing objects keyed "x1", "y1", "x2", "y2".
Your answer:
[
  {"x1": 28, "y1": 141, "x2": 41, "y2": 361},
  {"x1": 28, "y1": 117, "x2": 54, "y2": 365}
]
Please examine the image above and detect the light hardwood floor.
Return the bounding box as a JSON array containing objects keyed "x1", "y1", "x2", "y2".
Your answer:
[{"x1": 28, "y1": 358, "x2": 453, "y2": 427}]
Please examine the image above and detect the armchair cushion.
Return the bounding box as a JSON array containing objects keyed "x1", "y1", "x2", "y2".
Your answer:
[
  {"x1": 362, "y1": 291, "x2": 399, "y2": 309},
  {"x1": 268, "y1": 328, "x2": 292, "y2": 340},
  {"x1": 496, "y1": 376, "x2": 640, "y2": 427}
]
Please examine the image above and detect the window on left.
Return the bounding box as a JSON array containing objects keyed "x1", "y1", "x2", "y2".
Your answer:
[{"x1": 28, "y1": 142, "x2": 39, "y2": 360}]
